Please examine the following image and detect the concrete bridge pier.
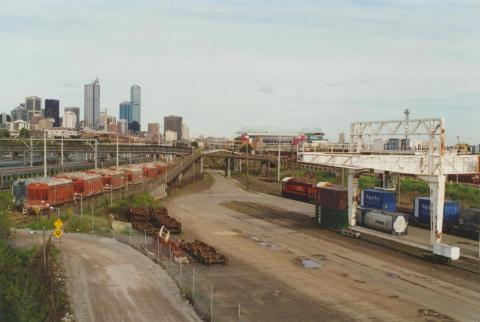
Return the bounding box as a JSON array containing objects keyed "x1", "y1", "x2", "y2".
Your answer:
[{"x1": 224, "y1": 157, "x2": 231, "y2": 177}]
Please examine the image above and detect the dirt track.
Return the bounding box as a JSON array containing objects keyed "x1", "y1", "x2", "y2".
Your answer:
[
  {"x1": 14, "y1": 230, "x2": 200, "y2": 322},
  {"x1": 166, "y1": 172, "x2": 480, "y2": 322}
]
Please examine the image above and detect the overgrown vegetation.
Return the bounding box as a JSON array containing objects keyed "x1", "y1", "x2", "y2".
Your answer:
[{"x1": 0, "y1": 199, "x2": 69, "y2": 321}]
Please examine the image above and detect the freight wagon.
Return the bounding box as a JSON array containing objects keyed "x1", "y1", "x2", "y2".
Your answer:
[
  {"x1": 56, "y1": 172, "x2": 104, "y2": 197},
  {"x1": 457, "y1": 208, "x2": 480, "y2": 239},
  {"x1": 115, "y1": 166, "x2": 144, "y2": 185},
  {"x1": 89, "y1": 168, "x2": 126, "y2": 190},
  {"x1": 26, "y1": 177, "x2": 74, "y2": 210},
  {"x1": 412, "y1": 197, "x2": 459, "y2": 228},
  {"x1": 281, "y1": 177, "x2": 317, "y2": 202},
  {"x1": 357, "y1": 208, "x2": 408, "y2": 235}
]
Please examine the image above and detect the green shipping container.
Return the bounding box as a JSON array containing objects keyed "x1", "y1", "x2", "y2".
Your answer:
[{"x1": 315, "y1": 205, "x2": 349, "y2": 229}]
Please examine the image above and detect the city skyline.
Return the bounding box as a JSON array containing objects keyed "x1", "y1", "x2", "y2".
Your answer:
[{"x1": 0, "y1": 1, "x2": 478, "y2": 144}]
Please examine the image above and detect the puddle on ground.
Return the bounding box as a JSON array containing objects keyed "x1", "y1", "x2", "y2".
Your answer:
[
  {"x1": 301, "y1": 259, "x2": 321, "y2": 269},
  {"x1": 249, "y1": 235, "x2": 279, "y2": 249}
]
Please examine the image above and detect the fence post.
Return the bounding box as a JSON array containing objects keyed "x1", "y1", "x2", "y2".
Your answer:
[
  {"x1": 192, "y1": 267, "x2": 195, "y2": 300},
  {"x1": 91, "y1": 205, "x2": 94, "y2": 232},
  {"x1": 179, "y1": 261, "x2": 182, "y2": 287},
  {"x1": 144, "y1": 229, "x2": 147, "y2": 249},
  {"x1": 238, "y1": 303, "x2": 241, "y2": 321},
  {"x1": 129, "y1": 225, "x2": 132, "y2": 246},
  {"x1": 210, "y1": 284, "x2": 214, "y2": 322}
]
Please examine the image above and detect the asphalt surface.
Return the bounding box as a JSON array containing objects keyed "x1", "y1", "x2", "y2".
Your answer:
[{"x1": 166, "y1": 173, "x2": 480, "y2": 322}]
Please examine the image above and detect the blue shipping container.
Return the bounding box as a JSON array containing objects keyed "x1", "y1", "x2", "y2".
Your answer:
[
  {"x1": 413, "y1": 197, "x2": 459, "y2": 227},
  {"x1": 361, "y1": 189, "x2": 397, "y2": 212}
]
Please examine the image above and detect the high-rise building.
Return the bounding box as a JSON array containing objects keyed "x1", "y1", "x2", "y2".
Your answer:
[
  {"x1": 25, "y1": 96, "x2": 41, "y2": 121},
  {"x1": 130, "y1": 85, "x2": 141, "y2": 132},
  {"x1": 148, "y1": 123, "x2": 160, "y2": 136},
  {"x1": 45, "y1": 99, "x2": 60, "y2": 127},
  {"x1": 64, "y1": 107, "x2": 80, "y2": 129},
  {"x1": 181, "y1": 124, "x2": 189, "y2": 140},
  {"x1": 10, "y1": 104, "x2": 27, "y2": 122},
  {"x1": 0, "y1": 113, "x2": 10, "y2": 125},
  {"x1": 63, "y1": 111, "x2": 77, "y2": 129},
  {"x1": 119, "y1": 101, "x2": 132, "y2": 131},
  {"x1": 164, "y1": 115, "x2": 182, "y2": 140},
  {"x1": 84, "y1": 78, "x2": 100, "y2": 128}
]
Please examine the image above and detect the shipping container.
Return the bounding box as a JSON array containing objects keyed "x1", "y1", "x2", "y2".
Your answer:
[
  {"x1": 26, "y1": 177, "x2": 74, "y2": 209},
  {"x1": 357, "y1": 208, "x2": 408, "y2": 235},
  {"x1": 56, "y1": 172, "x2": 103, "y2": 197},
  {"x1": 315, "y1": 205, "x2": 349, "y2": 229},
  {"x1": 315, "y1": 184, "x2": 348, "y2": 211},
  {"x1": 281, "y1": 177, "x2": 317, "y2": 202},
  {"x1": 361, "y1": 189, "x2": 397, "y2": 212},
  {"x1": 413, "y1": 197, "x2": 459, "y2": 227}
]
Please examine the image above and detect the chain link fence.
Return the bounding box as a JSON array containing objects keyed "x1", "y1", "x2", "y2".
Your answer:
[{"x1": 112, "y1": 230, "x2": 246, "y2": 322}]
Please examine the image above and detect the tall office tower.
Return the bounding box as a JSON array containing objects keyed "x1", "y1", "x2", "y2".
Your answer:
[
  {"x1": 64, "y1": 107, "x2": 80, "y2": 129},
  {"x1": 119, "y1": 101, "x2": 132, "y2": 132},
  {"x1": 130, "y1": 85, "x2": 141, "y2": 133},
  {"x1": 25, "y1": 96, "x2": 41, "y2": 121},
  {"x1": 84, "y1": 78, "x2": 100, "y2": 128},
  {"x1": 164, "y1": 115, "x2": 183, "y2": 140},
  {"x1": 45, "y1": 99, "x2": 60, "y2": 127},
  {"x1": 10, "y1": 104, "x2": 27, "y2": 122}
]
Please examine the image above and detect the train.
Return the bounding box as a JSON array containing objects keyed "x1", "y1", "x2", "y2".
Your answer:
[
  {"x1": 0, "y1": 157, "x2": 149, "y2": 189},
  {"x1": 282, "y1": 177, "x2": 480, "y2": 239},
  {"x1": 12, "y1": 160, "x2": 169, "y2": 213}
]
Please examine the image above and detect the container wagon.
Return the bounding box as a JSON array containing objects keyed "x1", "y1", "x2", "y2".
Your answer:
[
  {"x1": 140, "y1": 163, "x2": 159, "y2": 179},
  {"x1": 56, "y1": 172, "x2": 104, "y2": 197},
  {"x1": 115, "y1": 166, "x2": 143, "y2": 185},
  {"x1": 88, "y1": 168, "x2": 126, "y2": 190},
  {"x1": 26, "y1": 177, "x2": 74, "y2": 210},
  {"x1": 314, "y1": 184, "x2": 349, "y2": 229},
  {"x1": 361, "y1": 189, "x2": 397, "y2": 212},
  {"x1": 412, "y1": 197, "x2": 459, "y2": 228},
  {"x1": 357, "y1": 208, "x2": 408, "y2": 236},
  {"x1": 458, "y1": 208, "x2": 480, "y2": 239},
  {"x1": 281, "y1": 177, "x2": 317, "y2": 203}
]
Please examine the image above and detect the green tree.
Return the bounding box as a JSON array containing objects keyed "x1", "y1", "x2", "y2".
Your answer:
[
  {"x1": 18, "y1": 128, "x2": 30, "y2": 138},
  {"x1": 0, "y1": 128, "x2": 10, "y2": 138}
]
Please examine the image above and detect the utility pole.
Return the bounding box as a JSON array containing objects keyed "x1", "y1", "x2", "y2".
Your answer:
[
  {"x1": 60, "y1": 136, "x2": 64, "y2": 166},
  {"x1": 94, "y1": 139, "x2": 98, "y2": 170},
  {"x1": 277, "y1": 136, "x2": 281, "y2": 181},
  {"x1": 116, "y1": 127, "x2": 119, "y2": 168},
  {"x1": 404, "y1": 108, "x2": 410, "y2": 141},
  {"x1": 43, "y1": 131, "x2": 47, "y2": 177},
  {"x1": 246, "y1": 142, "x2": 249, "y2": 190}
]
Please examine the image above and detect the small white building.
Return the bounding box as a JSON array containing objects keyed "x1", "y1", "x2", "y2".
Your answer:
[
  {"x1": 165, "y1": 130, "x2": 177, "y2": 142},
  {"x1": 9, "y1": 120, "x2": 30, "y2": 132},
  {"x1": 63, "y1": 111, "x2": 77, "y2": 129},
  {"x1": 117, "y1": 119, "x2": 128, "y2": 135}
]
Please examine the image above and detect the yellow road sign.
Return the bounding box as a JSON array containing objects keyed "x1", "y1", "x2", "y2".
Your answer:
[
  {"x1": 54, "y1": 219, "x2": 63, "y2": 229},
  {"x1": 54, "y1": 229, "x2": 63, "y2": 238}
]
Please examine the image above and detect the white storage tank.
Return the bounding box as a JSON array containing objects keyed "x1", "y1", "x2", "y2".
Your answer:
[{"x1": 357, "y1": 209, "x2": 408, "y2": 236}]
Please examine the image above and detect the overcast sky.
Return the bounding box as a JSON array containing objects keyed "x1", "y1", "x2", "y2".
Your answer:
[{"x1": 1, "y1": 0, "x2": 479, "y2": 144}]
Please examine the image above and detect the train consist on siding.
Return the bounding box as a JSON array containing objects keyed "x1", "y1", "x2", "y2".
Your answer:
[
  {"x1": 12, "y1": 161, "x2": 168, "y2": 213},
  {"x1": 281, "y1": 177, "x2": 480, "y2": 239}
]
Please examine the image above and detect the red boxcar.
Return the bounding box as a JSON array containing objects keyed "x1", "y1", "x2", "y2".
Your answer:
[
  {"x1": 315, "y1": 184, "x2": 348, "y2": 211},
  {"x1": 56, "y1": 172, "x2": 103, "y2": 197},
  {"x1": 90, "y1": 169, "x2": 126, "y2": 190},
  {"x1": 27, "y1": 177, "x2": 74, "y2": 209},
  {"x1": 281, "y1": 177, "x2": 317, "y2": 202},
  {"x1": 152, "y1": 161, "x2": 167, "y2": 175}
]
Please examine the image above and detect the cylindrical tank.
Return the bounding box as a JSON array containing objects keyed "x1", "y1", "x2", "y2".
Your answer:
[{"x1": 359, "y1": 209, "x2": 408, "y2": 235}]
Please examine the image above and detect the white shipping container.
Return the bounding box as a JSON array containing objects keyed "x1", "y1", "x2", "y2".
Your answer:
[{"x1": 433, "y1": 243, "x2": 460, "y2": 260}]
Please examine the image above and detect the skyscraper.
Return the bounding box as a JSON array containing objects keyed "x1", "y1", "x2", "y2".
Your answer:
[
  {"x1": 45, "y1": 99, "x2": 60, "y2": 127},
  {"x1": 164, "y1": 115, "x2": 182, "y2": 140},
  {"x1": 63, "y1": 111, "x2": 77, "y2": 129},
  {"x1": 130, "y1": 85, "x2": 141, "y2": 133},
  {"x1": 84, "y1": 78, "x2": 100, "y2": 128},
  {"x1": 119, "y1": 101, "x2": 132, "y2": 131},
  {"x1": 64, "y1": 107, "x2": 80, "y2": 129},
  {"x1": 25, "y1": 96, "x2": 41, "y2": 121}
]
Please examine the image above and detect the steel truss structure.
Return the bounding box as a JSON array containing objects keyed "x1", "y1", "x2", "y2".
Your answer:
[{"x1": 301, "y1": 117, "x2": 479, "y2": 260}]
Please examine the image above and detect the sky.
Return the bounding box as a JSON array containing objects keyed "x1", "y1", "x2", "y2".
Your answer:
[{"x1": 0, "y1": 0, "x2": 479, "y2": 144}]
